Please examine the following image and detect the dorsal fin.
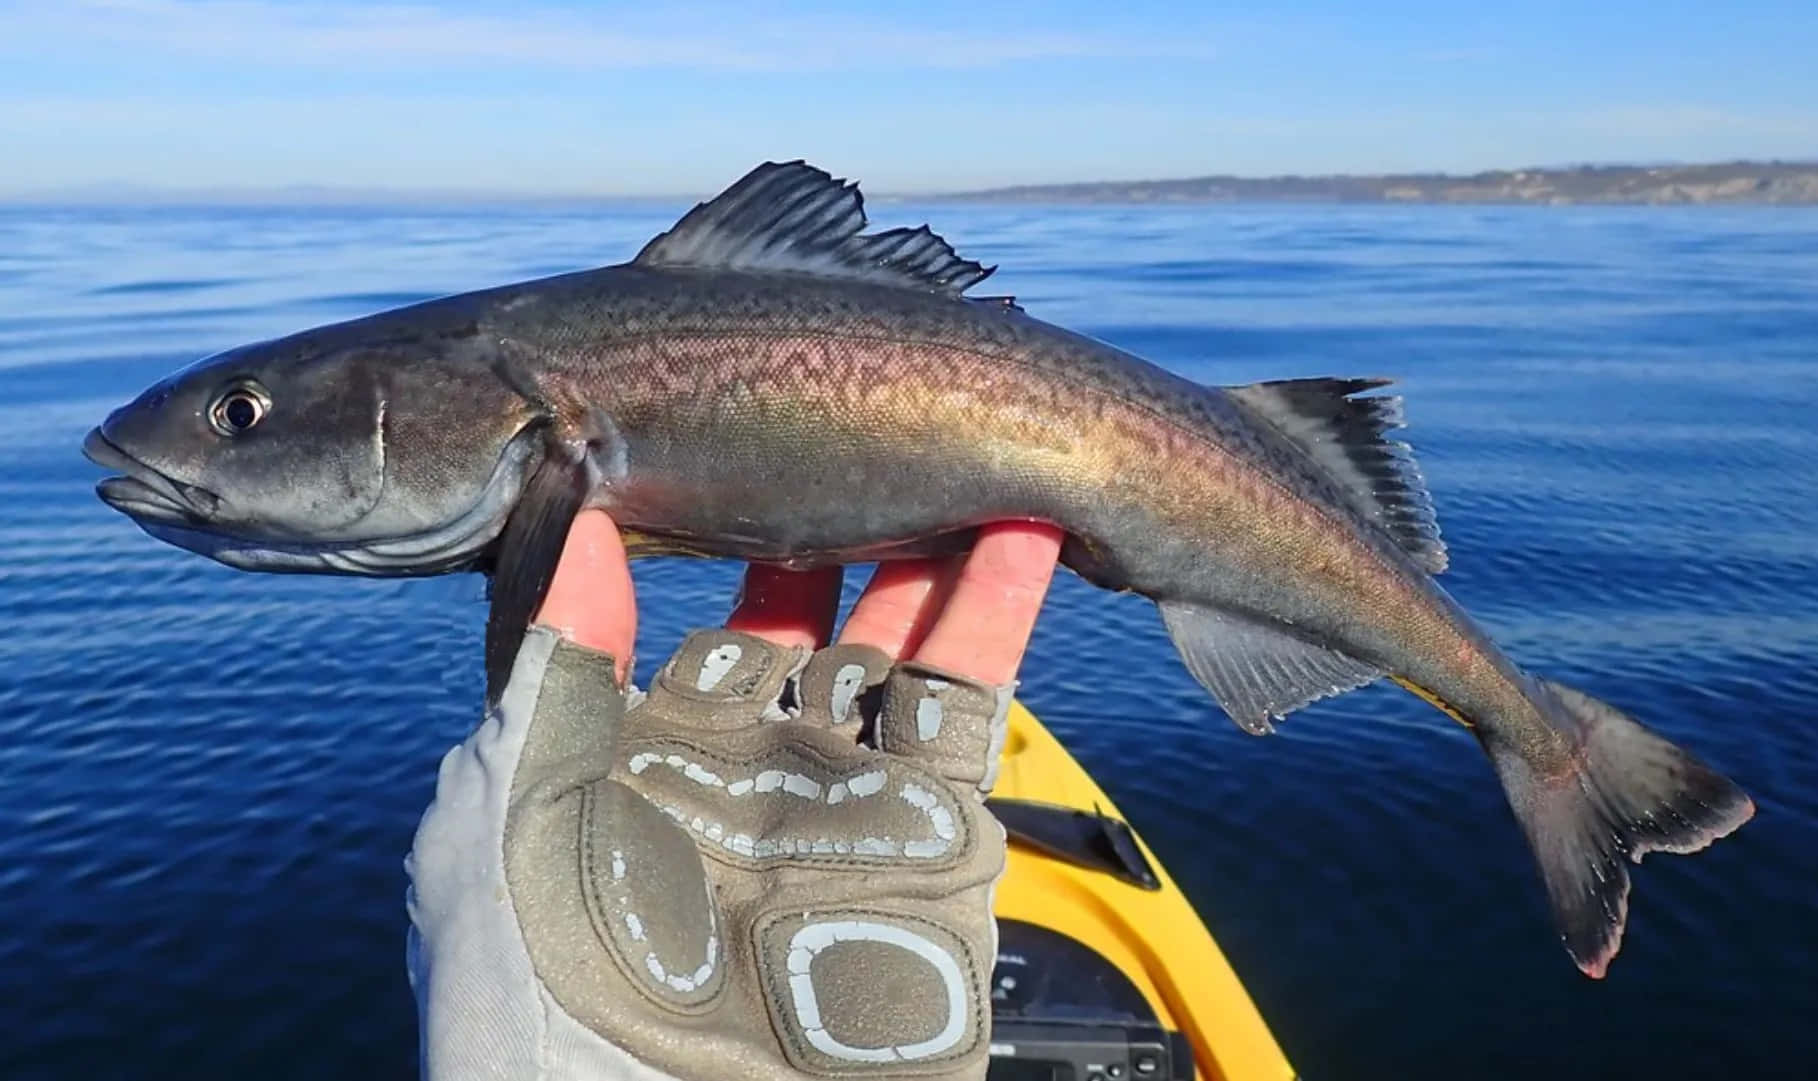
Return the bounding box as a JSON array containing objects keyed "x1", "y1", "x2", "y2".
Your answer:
[
  {"x1": 1227, "y1": 377, "x2": 1448, "y2": 574},
  {"x1": 634, "y1": 161, "x2": 995, "y2": 295}
]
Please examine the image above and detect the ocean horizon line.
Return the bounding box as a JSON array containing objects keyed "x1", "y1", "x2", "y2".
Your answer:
[{"x1": 7, "y1": 159, "x2": 1817, "y2": 208}]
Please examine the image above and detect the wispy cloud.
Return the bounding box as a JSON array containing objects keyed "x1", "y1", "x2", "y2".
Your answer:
[
  {"x1": 3, "y1": 1, "x2": 1813, "y2": 193},
  {"x1": 1569, "y1": 105, "x2": 1818, "y2": 142},
  {"x1": 1, "y1": 0, "x2": 1215, "y2": 72},
  {"x1": 1417, "y1": 46, "x2": 1500, "y2": 63}
]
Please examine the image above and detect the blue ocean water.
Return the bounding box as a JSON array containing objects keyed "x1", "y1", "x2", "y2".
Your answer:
[{"x1": 2, "y1": 200, "x2": 1815, "y2": 1079}]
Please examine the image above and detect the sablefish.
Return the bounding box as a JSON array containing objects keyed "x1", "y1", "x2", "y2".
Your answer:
[{"x1": 85, "y1": 162, "x2": 1752, "y2": 977}]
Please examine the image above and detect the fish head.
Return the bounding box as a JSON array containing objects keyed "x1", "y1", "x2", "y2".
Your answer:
[{"x1": 85, "y1": 322, "x2": 544, "y2": 575}]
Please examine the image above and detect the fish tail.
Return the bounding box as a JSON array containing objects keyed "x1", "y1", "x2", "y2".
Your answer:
[{"x1": 1481, "y1": 677, "x2": 1753, "y2": 978}]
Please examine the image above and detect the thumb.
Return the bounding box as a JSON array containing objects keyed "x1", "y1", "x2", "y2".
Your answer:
[{"x1": 531, "y1": 508, "x2": 637, "y2": 683}]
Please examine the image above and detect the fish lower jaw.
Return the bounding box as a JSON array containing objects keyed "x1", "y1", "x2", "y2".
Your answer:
[
  {"x1": 85, "y1": 428, "x2": 222, "y2": 520},
  {"x1": 135, "y1": 520, "x2": 486, "y2": 577},
  {"x1": 129, "y1": 459, "x2": 521, "y2": 576},
  {"x1": 95, "y1": 476, "x2": 201, "y2": 526}
]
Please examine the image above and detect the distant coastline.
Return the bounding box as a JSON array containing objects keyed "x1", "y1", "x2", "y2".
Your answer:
[
  {"x1": 8, "y1": 161, "x2": 1817, "y2": 207},
  {"x1": 933, "y1": 161, "x2": 1818, "y2": 206}
]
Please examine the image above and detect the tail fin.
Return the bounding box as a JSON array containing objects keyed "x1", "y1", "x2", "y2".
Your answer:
[{"x1": 1484, "y1": 678, "x2": 1754, "y2": 978}]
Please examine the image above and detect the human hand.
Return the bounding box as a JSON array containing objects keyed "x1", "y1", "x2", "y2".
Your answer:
[
  {"x1": 534, "y1": 513, "x2": 1063, "y2": 689},
  {"x1": 406, "y1": 513, "x2": 1062, "y2": 1081}
]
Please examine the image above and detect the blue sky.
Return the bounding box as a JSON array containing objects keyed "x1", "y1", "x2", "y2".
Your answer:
[{"x1": 1, "y1": 0, "x2": 1814, "y2": 195}]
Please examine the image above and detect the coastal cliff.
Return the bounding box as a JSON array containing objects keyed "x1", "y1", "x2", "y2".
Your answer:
[{"x1": 938, "y1": 162, "x2": 1818, "y2": 205}]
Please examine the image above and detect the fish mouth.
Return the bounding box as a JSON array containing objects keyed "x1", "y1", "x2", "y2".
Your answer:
[
  {"x1": 81, "y1": 423, "x2": 534, "y2": 578},
  {"x1": 83, "y1": 428, "x2": 222, "y2": 525}
]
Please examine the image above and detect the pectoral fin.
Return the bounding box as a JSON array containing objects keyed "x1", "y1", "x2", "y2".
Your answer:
[
  {"x1": 485, "y1": 455, "x2": 588, "y2": 705},
  {"x1": 1159, "y1": 601, "x2": 1382, "y2": 734}
]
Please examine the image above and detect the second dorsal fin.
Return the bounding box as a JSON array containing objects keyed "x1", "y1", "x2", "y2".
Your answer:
[
  {"x1": 634, "y1": 161, "x2": 995, "y2": 295},
  {"x1": 1227, "y1": 377, "x2": 1449, "y2": 574}
]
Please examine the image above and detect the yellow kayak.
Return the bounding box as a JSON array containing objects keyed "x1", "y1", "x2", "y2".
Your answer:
[{"x1": 987, "y1": 702, "x2": 1296, "y2": 1081}]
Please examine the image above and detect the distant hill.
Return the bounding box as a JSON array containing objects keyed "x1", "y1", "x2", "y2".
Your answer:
[
  {"x1": 12, "y1": 161, "x2": 1818, "y2": 208},
  {"x1": 935, "y1": 161, "x2": 1818, "y2": 205}
]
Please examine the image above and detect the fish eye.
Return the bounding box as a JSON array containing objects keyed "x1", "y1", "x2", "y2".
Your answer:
[{"x1": 208, "y1": 382, "x2": 271, "y2": 437}]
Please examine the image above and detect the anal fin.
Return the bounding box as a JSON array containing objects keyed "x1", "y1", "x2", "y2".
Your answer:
[{"x1": 1159, "y1": 602, "x2": 1382, "y2": 733}]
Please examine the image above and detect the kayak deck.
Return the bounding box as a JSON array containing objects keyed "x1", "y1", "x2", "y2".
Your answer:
[{"x1": 990, "y1": 702, "x2": 1295, "y2": 1081}]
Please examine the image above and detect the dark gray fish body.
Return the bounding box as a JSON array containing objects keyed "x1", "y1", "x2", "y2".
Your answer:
[{"x1": 86, "y1": 162, "x2": 1751, "y2": 977}]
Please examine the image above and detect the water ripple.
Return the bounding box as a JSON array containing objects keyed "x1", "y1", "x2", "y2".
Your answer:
[
  {"x1": 1, "y1": 203, "x2": 1815, "y2": 1080},
  {"x1": 88, "y1": 277, "x2": 243, "y2": 296}
]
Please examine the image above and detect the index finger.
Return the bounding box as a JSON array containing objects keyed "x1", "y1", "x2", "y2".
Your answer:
[
  {"x1": 912, "y1": 522, "x2": 1063, "y2": 684},
  {"x1": 724, "y1": 564, "x2": 844, "y2": 649}
]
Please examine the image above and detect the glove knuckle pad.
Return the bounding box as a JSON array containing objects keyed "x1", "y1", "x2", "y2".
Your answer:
[
  {"x1": 877, "y1": 665, "x2": 1010, "y2": 793},
  {"x1": 643, "y1": 630, "x2": 807, "y2": 730},
  {"x1": 793, "y1": 645, "x2": 894, "y2": 731}
]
